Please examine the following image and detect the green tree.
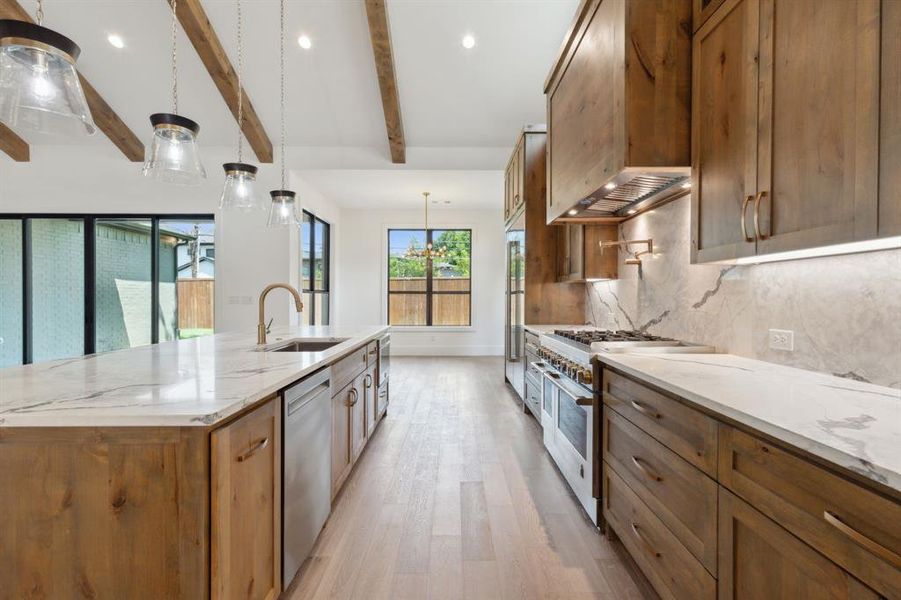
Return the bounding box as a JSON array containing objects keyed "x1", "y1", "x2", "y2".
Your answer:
[{"x1": 432, "y1": 230, "x2": 471, "y2": 277}]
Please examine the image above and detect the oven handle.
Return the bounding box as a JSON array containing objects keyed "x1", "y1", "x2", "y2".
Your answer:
[{"x1": 541, "y1": 368, "x2": 593, "y2": 406}]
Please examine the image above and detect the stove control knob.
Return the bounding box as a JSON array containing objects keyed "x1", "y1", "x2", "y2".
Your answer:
[{"x1": 579, "y1": 369, "x2": 592, "y2": 385}]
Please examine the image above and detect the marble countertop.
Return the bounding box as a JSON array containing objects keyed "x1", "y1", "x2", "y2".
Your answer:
[
  {"x1": 597, "y1": 352, "x2": 901, "y2": 493},
  {"x1": 0, "y1": 325, "x2": 389, "y2": 428}
]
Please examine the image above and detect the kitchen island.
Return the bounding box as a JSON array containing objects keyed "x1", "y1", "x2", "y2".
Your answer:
[{"x1": 0, "y1": 325, "x2": 389, "y2": 599}]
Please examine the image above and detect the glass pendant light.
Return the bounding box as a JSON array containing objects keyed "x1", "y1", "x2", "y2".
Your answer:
[
  {"x1": 219, "y1": 0, "x2": 262, "y2": 211},
  {"x1": 0, "y1": 1, "x2": 96, "y2": 136},
  {"x1": 143, "y1": 0, "x2": 206, "y2": 185},
  {"x1": 267, "y1": 0, "x2": 300, "y2": 227}
]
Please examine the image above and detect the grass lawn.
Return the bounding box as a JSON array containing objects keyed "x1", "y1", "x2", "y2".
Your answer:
[{"x1": 179, "y1": 328, "x2": 214, "y2": 340}]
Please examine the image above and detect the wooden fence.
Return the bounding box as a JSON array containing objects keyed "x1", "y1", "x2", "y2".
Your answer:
[
  {"x1": 177, "y1": 279, "x2": 214, "y2": 330},
  {"x1": 388, "y1": 277, "x2": 470, "y2": 326}
]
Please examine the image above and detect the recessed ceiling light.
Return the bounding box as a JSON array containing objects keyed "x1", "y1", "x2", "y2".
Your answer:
[
  {"x1": 107, "y1": 34, "x2": 125, "y2": 49},
  {"x1": 627, "y1": 209, "x2": 637, "y2": 215},
  {"x1": 461, "y1": 34, "x2": 476, "y2": 49},
  {"x1": 567, "y1": 209, "x2": 578, "y2": 216},
  {"x1": 681, "y1": 181, "x2": 692, "y2": 189},
  {"x1": 297, "y1": 34, "x2": 312, "y2": 50},
  {"x1": 604, "y1": 182, "x2": 617, "y2": 190}
]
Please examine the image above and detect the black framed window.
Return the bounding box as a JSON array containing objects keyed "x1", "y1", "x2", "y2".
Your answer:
[
  {"x1": 0, "y1": 214, "x2": 214, "y2": 367},
  {"x1": 387, "y1": 228, "x2": 472, "y2": 326},
  {"x1": 300, "y1": 210, "x2": 330, "y2": 325}
]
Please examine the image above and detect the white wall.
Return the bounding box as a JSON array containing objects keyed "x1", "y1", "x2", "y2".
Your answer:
[
  {"x1": 337, "y1": 207, "x2": 505, "y2": 355},
  {"x1": 0, "y1": 145, "x2": 295, "y2": 334}
]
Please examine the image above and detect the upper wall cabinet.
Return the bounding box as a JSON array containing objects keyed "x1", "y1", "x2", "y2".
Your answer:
[
  {"x1": 544, "y1": 0, "x2": 692, "y2": 223},
  {"x1": 692, "y1": 0, "x2": 892, "y2": 262},
  {"x1": 881, "y1": 0, "x2": 901, "y2": 236}
]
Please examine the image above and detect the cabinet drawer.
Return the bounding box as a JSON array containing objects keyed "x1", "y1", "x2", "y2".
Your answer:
[
  {"x1": 365, "y1": 341, "x2": 378, "y2": 367},
  {"x1": 719, "y1": 426, "x2": 901, "y2": 598},
  {"x1": 603, "y1": 463, "x2": 715, "y2": 600},
  {"x1": 603, "y1": 369, "x2": 718, "y2": 476},
  {"x1": 604, "y1": 409, "x2": 717, "y2": 574},
  {"x1": 331, "y1": 344, "x2": 368, "y2": 392}
]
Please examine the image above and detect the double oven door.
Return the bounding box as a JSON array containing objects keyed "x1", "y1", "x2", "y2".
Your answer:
[{"x1": 541, "y1": 370, "x2": 597, "y2": 525}]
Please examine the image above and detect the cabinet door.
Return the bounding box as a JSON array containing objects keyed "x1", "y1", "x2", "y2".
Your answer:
[
  {"x1": 880, "y1": 0, "x2": 901, "y2": 236},
  {"x1": 211, "y1": 398, "x2": 281, "y2": 600},
  {"x1": 754, "y1": 0, "x2": 880, "y2": 255},
  {"x1": 331, "y1": 383, "x2": 352, "y2": 496},
  {"x1": 515, "y1": 141, "x2": 526, "y2": 209},
  {"x1": 364, "y1": 364, "x2": 377, "y2": 438},
  {"x1": 557, "y1": 224, "x2": 584, "y2": 282},
  {"x1": 718, "y1": 487, "x2": 880, "y2": 600},
  {"x1": 350, "y1": 373, "x2": 366, "y2": 461},
  {"x1": 691, "y1": 0, "x2": 760, "y2": 263}
]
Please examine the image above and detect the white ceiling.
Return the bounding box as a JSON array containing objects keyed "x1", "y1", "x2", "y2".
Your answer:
[
  {"x1": 297, "y1": 169, "x2": 503, "y2": 210},
  {"x1": 1, "y1": 0, "x2": 577, "y2": 209},
  {"x1": 9, "y1": 0, "x2": 576, "y2": 151}
]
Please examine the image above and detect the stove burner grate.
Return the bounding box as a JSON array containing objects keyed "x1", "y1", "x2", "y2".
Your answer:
[{"x1": 553, "y1": 329, "x2": 676, "y2": 344}]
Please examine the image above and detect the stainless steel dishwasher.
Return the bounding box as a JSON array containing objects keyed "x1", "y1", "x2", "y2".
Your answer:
[{"x1": 282, "y1": 367, "x2": 332, "y2": 589}]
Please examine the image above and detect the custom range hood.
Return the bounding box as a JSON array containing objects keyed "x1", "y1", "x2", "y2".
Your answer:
[{"x1": 544, "y1": 0, "x2": 692, "y2": 223}]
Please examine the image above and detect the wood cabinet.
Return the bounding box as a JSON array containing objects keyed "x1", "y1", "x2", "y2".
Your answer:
[
  {"x1": 504, "y1": 128, "x2": 586, "y2": 324},
  {"x1": 692, "y1": 0, "x2": 888, "y2": 262},
  {"x1": 350, "y1": 371, "x2": 367, "y2": 462},
  {"x1": 364, "y1": 363, "x2": 378, "y2": 439},
  {"x1": 211, "y1": 397, "x2": 281, "y2": 600},
  {"x1": 330, "y1": 343, "x2": 384, "y2": 498},
  {"x1": 690, "y1": 0, "x2": 759, "y2": 262},
  {"x1": 718, "y1": 488, "x2": 880, "y2": 600},
  {"x1": 503, "y1": 128, "x2": 534, "y2": 223},
  {"x1": 881, "y1": 0, "x2": 901, "y2": 236},
  {"x1": 601, "y1": 367, "x2": 900, "y2": 600},
  {"x1": 545, "y1": 0, "x2": 691, "y2": 223},
  {"x1": 557, "y1": 223, "x2": 619, "y2": 283},
  {"x1": 331, "y1": 379, "x2": 354, "y2": 497}
]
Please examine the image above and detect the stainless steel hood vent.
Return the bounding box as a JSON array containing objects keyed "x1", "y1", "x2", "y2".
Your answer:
[{"x1": 574, "y1": 169, "x2": 690, "y2": 218}]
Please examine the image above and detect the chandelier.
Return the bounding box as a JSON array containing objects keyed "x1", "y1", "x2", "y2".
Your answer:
[{"x1": 405, "y1": 192, "x2": 447, "y2": 261}]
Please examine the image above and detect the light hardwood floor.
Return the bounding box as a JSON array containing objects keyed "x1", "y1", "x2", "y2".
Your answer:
[{"x1": 285, "y1": 357, "x2": 653, "y2": 600}]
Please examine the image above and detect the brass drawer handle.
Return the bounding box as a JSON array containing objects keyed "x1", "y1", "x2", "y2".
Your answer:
[
  {"x1": 630, "y1": 522, "x2": 660, "y2": 558},
  {"x1": 753, "y1": 191, "x2": 769, "y2": 240},
  {"x1": 346, "y1": 388, "x2": 358, "y2": 407},
  {"x1": 236, "y1": 437, "x2": 269, "y2": 462},
  {"x1": 823, "y1": 510, "x2": 901, "y2": 568},
  {"x1": 364, "y1": 374, "x2": 373, "y2": 389},
  {"x1": 631, "y1": 456, "x2": 663, "y2": 482},
  {"x1": 741, "y1": 195, "x2": 754, "y2": 242},
  {"x1": 630, "y1": 400, "x2": 661, "y2": 419}
]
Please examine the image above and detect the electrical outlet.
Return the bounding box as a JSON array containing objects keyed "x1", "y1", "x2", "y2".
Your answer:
[{"x1": 769, "y1": 329, "x2": 794, "y2": 351}]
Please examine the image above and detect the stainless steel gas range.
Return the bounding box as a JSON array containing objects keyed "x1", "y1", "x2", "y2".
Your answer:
[{"x1": 526, "y1": 328, "x2": 715, "y2": 527}]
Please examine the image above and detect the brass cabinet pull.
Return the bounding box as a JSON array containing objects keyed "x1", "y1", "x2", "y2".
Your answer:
[
  {"x1": 740, "y1": 195, "x2": 754, "y2": 242},
  {"x1": 823, "y1": 510, "x2": 901, "y2": 568},
  {"x1": 630, "y1": 522, "x2": 661, "y2": 558},
  {"x1": 236, "y1": 437, "x2": 269, "y2": 462},
  {"x1": 631, "y1": 456, "x2": 663, "y2": 482},
  {"x1": 630, "y1": 400, "x2": 661, "y2": 419},
  {"x1": 364, "y1": 374, "x2": 372, "y2": 389},
  {"x1": 753, "y1": 191, "x2": 769, "y2": 240},
  {"x1": 346, "y1": 388, "x2": 358, "y2": 407}
]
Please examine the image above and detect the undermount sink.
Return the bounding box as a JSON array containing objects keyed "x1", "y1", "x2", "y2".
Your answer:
[{"x1": 263, "y1": 338, "x2": 349, "y2": 353}]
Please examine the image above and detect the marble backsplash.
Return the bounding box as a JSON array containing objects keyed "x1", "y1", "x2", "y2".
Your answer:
[{"x1": 585, "y1": 196, "x2": 901, "y2": 388}]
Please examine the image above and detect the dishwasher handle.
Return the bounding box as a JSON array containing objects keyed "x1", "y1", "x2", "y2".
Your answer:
[
  {"x1": 284, "y1": 368, "x2": 331, "y2": 417},
  {"x1": 287, "y1": 382, "x2": 330, "y2": 416}
]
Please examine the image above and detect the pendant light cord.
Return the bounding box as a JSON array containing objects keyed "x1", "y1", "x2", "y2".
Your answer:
[
  {"x1": 236, "y1": 0, "x2": 244, "y2": 162},
  {"x1": 34, "y1": 0, "x2": 43, "y2": 25},
  {"x1": 170, "y1": 0, "x2": 179, "y2": 115},
  {"x1": 279, "y1": 0, "x2": 286, "y2": 190}
]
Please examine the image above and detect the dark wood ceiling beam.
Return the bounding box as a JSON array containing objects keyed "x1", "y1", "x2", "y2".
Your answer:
[
  {"x1": 365, "y1": 0, "x2": 406, "y2": 164},
  {"x1": 0, "y1": 0, "x2": 144, "y2": 161},
  {"x1": 173, "y1": 0, "x2": 273, "y2": 163},
  {"x1": 0, "y1": 123, "x2": 29, "y2": 161}
]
